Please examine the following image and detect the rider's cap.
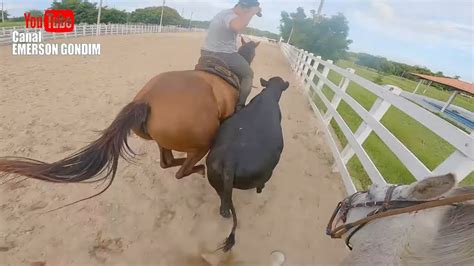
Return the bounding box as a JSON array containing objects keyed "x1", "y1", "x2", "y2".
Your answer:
[{"x1": 238, "y1": 0, "x2": 260, "y2": 8}]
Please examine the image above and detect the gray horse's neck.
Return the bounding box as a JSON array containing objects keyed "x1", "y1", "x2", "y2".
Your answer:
[{"x1": 345, "y1": 208, "x2": 446, "y2": 265}]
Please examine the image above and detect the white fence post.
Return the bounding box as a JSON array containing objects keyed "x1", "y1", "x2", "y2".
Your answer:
[
  {"x1": 280, "y1": 37, "x2": 474, "y2": 190},
  {"x1": 292, "y1": 49, "x2": 303, "y2": 71},
  {"x1": 323, "y1": 68, "x2": 356, "y2": 123},
  {"x1": 433, "y1": 143, "x2": 474, "y2": 182},
  {"x1": 315, "y1": 59, "x2": 332, "y2": 92},
  {"x1": 301, "y1": 53, "x2": 314, "y2": 82},
  {"x1": 333, "y1": 97, "x2": 392, "y2": 173},
  {"x1": 297, "y1": 51, "x2": 308, "y2": 76},
  {"x1": 314, "y1": 60, "x2": 333, "y2": 124},
  {"x1": 303, "y1": 56, "x2": 321, "y2": 93}
]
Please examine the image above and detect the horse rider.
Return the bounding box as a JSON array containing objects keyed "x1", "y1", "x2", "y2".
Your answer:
[{"x1": 201, "y1": 0, "x2": 262, "y2": 111}]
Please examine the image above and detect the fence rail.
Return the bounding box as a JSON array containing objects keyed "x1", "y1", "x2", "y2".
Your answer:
[
  {"x1": 280, "y1": 42, "x2": 473, "y2": 194},
  {"x1": 0, "y1": 24, "x2": 203, "y2": 45}
]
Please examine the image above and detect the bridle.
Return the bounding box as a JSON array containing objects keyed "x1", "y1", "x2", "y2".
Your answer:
[{"x1": 326, "y1": 185, "x2": 474, "y2": 250}]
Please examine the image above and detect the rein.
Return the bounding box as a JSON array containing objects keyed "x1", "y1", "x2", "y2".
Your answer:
[{"x1": 326, "y1": 187, "x2": 474, "y2": 250}]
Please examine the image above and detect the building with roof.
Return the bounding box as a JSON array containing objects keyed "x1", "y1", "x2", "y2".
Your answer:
[{"x1": 411, "y1": 73, "x2": 474, "y2": 113}]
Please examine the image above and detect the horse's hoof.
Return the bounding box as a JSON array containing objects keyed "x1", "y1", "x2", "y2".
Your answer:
[
  {"x1": 220, "y1": 207, "x2": 231, "y2": 218},
  {"x1": 175, "y1": 172, "x2": 184, "y2": 179}
]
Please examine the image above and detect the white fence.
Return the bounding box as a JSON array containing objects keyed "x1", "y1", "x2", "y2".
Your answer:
[
  {"x1": 280, "y1": 42, "x2": 474, "y2": 194},
  {"x1": 0, "y1": 24, "x2": 203, "y2": 45}
]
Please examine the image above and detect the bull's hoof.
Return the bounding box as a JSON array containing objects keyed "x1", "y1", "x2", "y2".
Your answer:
[{"x1": 220, "y1": 206, "x2": 231, "y2": 218}]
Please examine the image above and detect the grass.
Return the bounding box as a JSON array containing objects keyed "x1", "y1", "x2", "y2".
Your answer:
[
  {"x1": 338, "y1": 60, "x2": 474, "y2": 112},
  {"x1": 312, "y1": 61, "x2": 474, "y2": 190},
  {"x1": 0, "y1": 21, "x2": 24, "y2": 28}
]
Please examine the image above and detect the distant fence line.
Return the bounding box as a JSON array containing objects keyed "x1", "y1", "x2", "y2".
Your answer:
[
  {"x1": 0, "y1": 24, "x2": 204, "y2": 45},
  {"x1": 279, "y1": 42, "x2": 473, "y2": 194}
]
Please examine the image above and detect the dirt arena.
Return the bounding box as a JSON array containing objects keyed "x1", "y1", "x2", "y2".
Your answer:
[{"x1": 0, "y1": 32, "x2": 348, "y2": 265}]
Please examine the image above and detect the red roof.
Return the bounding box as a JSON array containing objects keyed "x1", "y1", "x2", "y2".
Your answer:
[{"x1": 411, "y1": 73, "x2": 474, "y2": 95}]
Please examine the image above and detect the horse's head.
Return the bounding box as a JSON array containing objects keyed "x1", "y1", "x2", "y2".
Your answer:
[
  {"x1": 238, "y1": 36, "x2": 260, "y2": 64},
  {"x1": 329, "y1": 173, "x2": 457, "y2": 249}
]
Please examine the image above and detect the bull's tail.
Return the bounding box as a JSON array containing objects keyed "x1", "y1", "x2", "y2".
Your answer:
[
  {"x1": 221, "y1": 200, "x2": 237, "y2": 252},
  {"x1": 0, "y1": 102, "x2": 150, "y2": 196},
  {"x1": 219, "y1": 169, "x2": 237, "y2": 252}
]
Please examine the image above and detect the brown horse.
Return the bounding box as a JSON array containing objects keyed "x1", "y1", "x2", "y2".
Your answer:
[{"x1": 0, "y1": 37, "x2": 260, "y2": 199}]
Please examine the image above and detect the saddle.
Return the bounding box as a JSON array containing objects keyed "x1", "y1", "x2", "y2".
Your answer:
[{"x1": 195, "y1": 56, "x2": 241, "y2": 90}]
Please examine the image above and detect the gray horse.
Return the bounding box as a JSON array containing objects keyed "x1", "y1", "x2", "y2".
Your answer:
[{"x1": 332, "y1": 173, "x2": 474, "y2": 265}]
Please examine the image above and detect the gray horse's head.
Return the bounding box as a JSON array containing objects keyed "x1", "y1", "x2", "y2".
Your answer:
[{"x1": 343, "y1": 174, "x2": 456, "y2": 225}]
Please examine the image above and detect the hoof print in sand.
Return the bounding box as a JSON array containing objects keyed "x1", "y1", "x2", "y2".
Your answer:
[{"x1": 89, "y1": 231, "x2": 124, "y2": 263}]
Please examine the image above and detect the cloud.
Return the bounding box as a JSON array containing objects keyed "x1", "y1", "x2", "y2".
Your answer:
[
  {"x1": 351, "y1": 0, "x2": 473, "y2": 54},
  {"x1": 372, "y1": 0, "x2": 394, "y2": 20}
]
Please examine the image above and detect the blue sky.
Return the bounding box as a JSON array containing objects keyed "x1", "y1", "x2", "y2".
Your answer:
[{"x1": 5, "y1": 0, "x2": 473, "y2": 82}]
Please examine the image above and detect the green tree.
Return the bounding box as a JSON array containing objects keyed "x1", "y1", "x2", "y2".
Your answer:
[
  {"x1": 130, "y1": 6, "x2": 184, "y2": 25},
  {"x1": 5, "y1": 9, "x2": 43, "y2": 22},
  {"x1": 279, "y1": 11, "x2": 292, "y2": 42},
  {"x1": 28, "y1": 9, "x2": 44, "y2": 17},
  {"x1": 1, "y1": 10, "x2": 9, "y2": 20},
  {"x1": 51, "y1": 0, "x2": 98, "y2": 24},
  {"x1": 374, "y1": 73, "x2": 384, "y2": 85},
  {"x1": 280, "y1": 8, "x2": 352, "y2": 61},
  {"x1": 101, "y1": 8, "x2": 128, "y2": 24},
  {"x1": 189, "y1": 20, "x2": 210, "y2": 29}
]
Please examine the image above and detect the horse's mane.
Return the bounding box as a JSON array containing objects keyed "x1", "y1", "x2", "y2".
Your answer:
[{"x1": 402, "y1": 186, "x2": 474, "y2": 265}]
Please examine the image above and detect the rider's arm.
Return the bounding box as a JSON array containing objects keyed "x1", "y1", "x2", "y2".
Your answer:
[{"x1": 228, "y1": 7, "x2": 261, "y2": 32}]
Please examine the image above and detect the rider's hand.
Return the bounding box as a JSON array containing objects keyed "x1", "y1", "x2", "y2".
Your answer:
[{"x1": 251, "y1": 6, "x2": 262, "y2": 15}]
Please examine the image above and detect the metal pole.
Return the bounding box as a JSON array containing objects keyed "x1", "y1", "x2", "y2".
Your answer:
[
  {"x1": 441, "y1": 91, "x2": 459, "y2": 113},
  {"x1": 287, "y1": 25, "x2": 294, "y2": 44},
  {"x1": 96, "y1": 0, "x2": 103, "y2": 35},
  {"x1": 413, "y1": 79, "x2": 423, "y2": 94},
  {"x1": 317, "y1": 0, "x2": 325, "y2": 16},
  {"x1": 188, "y1": 11, "x2": 193, "y2": 30},
  {"x1": 1, "y1": 0, "x2": 4, "y2": 23},
  {"x1": 159, "y1": 0, "x2": 165, "y2": 33},
  {"x1": 313, "y1": 0, "x2": 325, "y2": 23}
]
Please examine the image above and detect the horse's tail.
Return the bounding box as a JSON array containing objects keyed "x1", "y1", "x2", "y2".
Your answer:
[{"x1": 0, "y1": 102, "x2": 150, "y2": 186}]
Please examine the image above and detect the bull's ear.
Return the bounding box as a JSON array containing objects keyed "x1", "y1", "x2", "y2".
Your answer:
[
  {"x1": 241, "y1": 36, "x2": 246, "y2": 45},
  {"x1": 404, "y1": 173, "x2": 456, "y2": 200},
  {"x1": 284, "y1": 81, "x2": 290, "y2": 90},
  {"x1": 254, "y1": 41, "x2": 261, "y2": 47},
  {"x1": 260, "y1": 78, "x2": 269, "y2": 87}
]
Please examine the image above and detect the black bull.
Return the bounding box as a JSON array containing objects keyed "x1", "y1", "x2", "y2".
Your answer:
[{"x1": 206, "y1": 76, "x2": 290, "y2": 252}]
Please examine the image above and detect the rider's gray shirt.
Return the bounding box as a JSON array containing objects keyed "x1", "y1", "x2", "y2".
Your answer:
[{"x1": 202, "y1": 9, "x2": 239, "y2": 53}]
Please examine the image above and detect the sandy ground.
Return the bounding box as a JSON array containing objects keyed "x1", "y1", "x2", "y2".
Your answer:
[{"x1": 0, "y1": 32, "x2": 348, "y2": 265}]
